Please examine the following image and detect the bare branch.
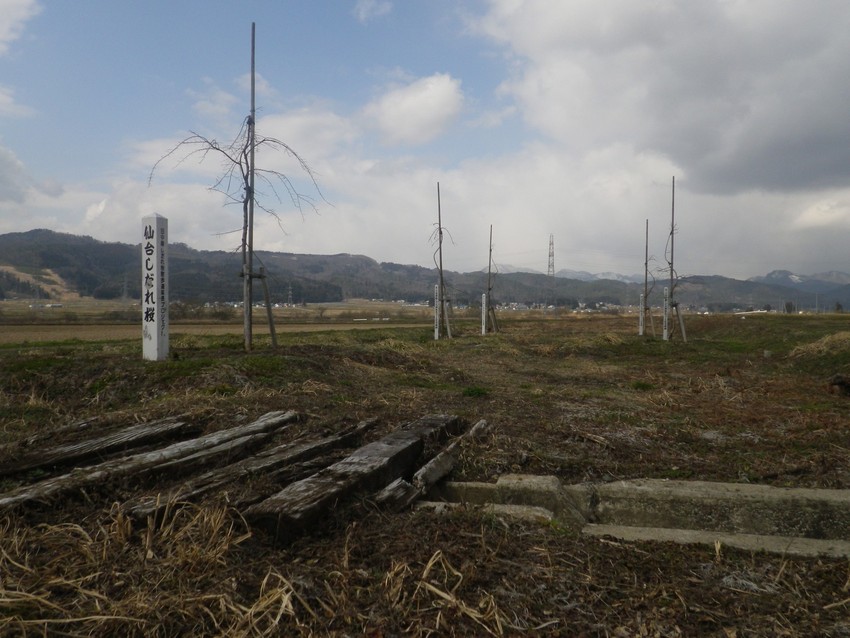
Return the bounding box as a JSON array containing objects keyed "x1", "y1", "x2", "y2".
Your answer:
[{"x1": 147, "y1": 120, "x2": 327, "y2": 230}]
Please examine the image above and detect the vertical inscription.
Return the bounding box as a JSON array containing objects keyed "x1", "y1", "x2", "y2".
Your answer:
[{"x1": 142, "y1": 215, "x2": 169, "y2": 360}]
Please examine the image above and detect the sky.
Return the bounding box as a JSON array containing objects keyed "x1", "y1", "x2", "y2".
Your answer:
[{"x1": 3, "y1": 1, "x2": 850, "y2": 280}]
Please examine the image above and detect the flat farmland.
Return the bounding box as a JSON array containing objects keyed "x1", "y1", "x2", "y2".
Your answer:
[
  {"x1": 0, "y1": 320, "x2": 427, "y2": 344},
  {"x1": 0, "y1": 298, "x2": 433, "y2": 344},
  {"x1": 2, "y1": 312, "x2": 850, "y2": 636}
]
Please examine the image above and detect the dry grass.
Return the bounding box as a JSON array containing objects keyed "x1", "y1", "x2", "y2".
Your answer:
[
  {"x1": 0, "y1": 501, "x2": 286, "y2": 636},
  {"x1": 789, "y1": 330, "x2": 850, "y2": 357},
  {"x1": 3, "y1": 313, "x2": 850, "y2": 635}
]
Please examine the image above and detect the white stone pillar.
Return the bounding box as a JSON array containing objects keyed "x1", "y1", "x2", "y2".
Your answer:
[
  {"x1": 639, "y1": 293, "x2": 645, "y2": 336},
  {"x1": 662, "y1": 286, "x2": 670, "y2": 342},
  {"x1": 142, "y1": 214, "x2": 169, "y2": 361},
  {"x1": 434, "y1": 284, "x2": 440, "y2": 341},
  {"x1": 481, "y1": 293, "x2": 487, "y2": 335}
]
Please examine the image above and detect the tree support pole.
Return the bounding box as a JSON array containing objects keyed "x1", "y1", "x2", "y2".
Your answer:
[
  {"x1": 258, "y1": 267, "x2": 277, "y2": 348},
  {"x1": 675, "y1": 303, "x2": 687, "y2": 343}
]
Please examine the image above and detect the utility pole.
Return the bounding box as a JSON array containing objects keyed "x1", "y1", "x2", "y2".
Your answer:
[
  {"x1": 486, "y1": 224, "x2": 499, "y2": 333},
  {"x1": 669, "y1": 176, "x2": 675, "y2": 308},
  {"x1": 666, "y1": 176, "x2": 686, "y2": 342},
  {"x1": 241, "y1": 22, "x2": 278, "y2": 350},
  {"x1": 242, "y1": 22, "x2": 257, "y2": 351},
  {"x1": 547, "y1": 233, "x2": 555, "y2": 308},
  {"x1": 435, "y1": 182, "x2": 451, "y2": 339},
  {"x1": 642, "y1": 219, "x2": 655, "y2": 337}
]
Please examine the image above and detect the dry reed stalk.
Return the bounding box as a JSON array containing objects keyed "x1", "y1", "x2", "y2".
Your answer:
[
  {"x1": 0, "y1": 500, "x2": 274, "y2": 636},
  {"x1": 372, "y1": 338, "x2": 426, "y2": 357},
  {"x1": 238, "y1": 569, "x2": 306, "y2": 631},
  {"x1": 297, "y1": 380, "x2": 333, "y2": 395},
  {"x1": 595, "y1": 333, "x2": 624, "y2": 346},
  {"x1": 412, "y1": 550, "x2": 508, "y2": 637},
  {"x1": 383, "y1": 559, "x2": 413, "y2": 609},
  {"x1": 143, "y1": 500, "x2": 252, "y2": 573},
  {"x1": 789, "y1": 331, "x2": 850, "y2": 357}
]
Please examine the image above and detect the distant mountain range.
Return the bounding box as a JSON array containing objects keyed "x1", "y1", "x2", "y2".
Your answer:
[
  {"x1": 556, "y1": 269, "x2": 644, "y2": 284},
  {"x1": 748, "y1": 269, "x2": 850, "y2": 293},
  {"x1": 492, "y1": 265, "x2": 644, "y2": 283},
  {"x1": 1, "y1": 229, "x2": 849, "y2": 312}
]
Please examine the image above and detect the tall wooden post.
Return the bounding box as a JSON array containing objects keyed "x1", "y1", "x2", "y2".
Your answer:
[
  {"x1": 486, "y1": 224, "x2": 499, "y2": 333},
  {"x1": 436, "y1": 182, "x2": 451, "y2": 339},
  {"x1": 669, "y1": 176, "x2": 675, "y2": 309},
  {"x1": 243, "y1": 22, "x2": 257, "y2": 351}
]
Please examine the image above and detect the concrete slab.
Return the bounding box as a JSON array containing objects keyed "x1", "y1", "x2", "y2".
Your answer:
[
  {"x1": 423, "y1": 474, "x2": 850, "y2": 556},
  {"x1": 584, "y1": 523, "x2": 850, "y2": 559},
  {"x1": 417, "y1": 500, "x2": 555, "y2": 523},
  {"x1": 428, "y1": 474, "x2": 585, "y2": 529},
  {"x1": 591, "y1": 479, "x2": 850, "y2": 540}
]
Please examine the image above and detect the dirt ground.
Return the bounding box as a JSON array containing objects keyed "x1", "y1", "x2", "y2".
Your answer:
[{"x1": 1, "y1": 313, "x2": 850, "y2": 636}]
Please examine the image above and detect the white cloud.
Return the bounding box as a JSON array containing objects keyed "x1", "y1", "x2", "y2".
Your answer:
[
  {"x1": 0, "y1": 0, "x2": 39, "y2": 56},
  {"x1": 363, "y1": 73, "x2": 464, "y2": 145},
  {"x1": 83, "y1": 197, "x2": 107, "y2": 224},
  {"x1": 793, "y1": 198, "x2": 850, "y2": 229},
  {"x1": 0, "y1": 180, "x2": 104, "y2": 237},
  {"x1": 0, "y1": 1, "x2": 39, "y2": 118},
  {"x1": 258, "y1": 107, "x2": 359, "y2": 164},
  {"x1": 0, "y1": 146, "x2": 28, "y2": 202},
  {"x1": 471, "y1": 0, "x2": 850, "y2": 194},
  {"x1": 353, "y1": 0, "x2": 392, "y2": 24},
  {"x1": 468, "y1": 105, "x2": 517, "y2": 129},
  {"x1": 236, "y1": 71, "x2": 276, "y2": 101},
  {"x1": 0, "y1": 85, "x2": 33, "y2": 117},
  {"x1": 187, "y1": 78, "x2": 241, "y2": 128}
]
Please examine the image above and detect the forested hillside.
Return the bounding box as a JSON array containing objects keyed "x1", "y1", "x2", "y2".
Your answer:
[{"x1": 0, "y1": 229, "x2": 844, "y2": 310}]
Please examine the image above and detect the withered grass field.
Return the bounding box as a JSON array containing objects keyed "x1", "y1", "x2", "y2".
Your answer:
[{"x1": 1, "y1": 312, "x2": 850, "y2": 636}]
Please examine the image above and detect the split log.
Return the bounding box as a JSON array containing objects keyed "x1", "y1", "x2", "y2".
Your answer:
[
  {"x1": 0, "y1": 417, "x2": 201, "y2": 478},
  {"x1": 375, "y1": 477, "x2": 420, "y2": 510},
  {"x1": 125, "y1": 417, "x2": 379, "y2": 519},
  {"x1": 142, "y1": 432, "x2": 276, "y2": 480},
  {"x1": 0, "y1": 417, "x2": 98, "y2": 458},
  {"x1": 376, "y1": 419, "x2": 492, "y2": 510},
  {"x1": 245, "y1": 414, "x2": 461, "y2": 539},
  {"x1": 414, "y1": 419, "x2": 492, "y2": 490},
  {"x1": 0, "y1": 411, "x2": 299, "y2": 512}
]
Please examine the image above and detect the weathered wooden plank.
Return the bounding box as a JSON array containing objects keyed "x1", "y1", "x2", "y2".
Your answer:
[
  {"x1": 245, "y1": 414, "x2": 460, "y2": 539},
  {"x1": 0, "y1": 417, "x2": 98, "y2": 455},
  {"x1": 0, "y1": 417, "x2": 201, "y2": 478},
  {"x1": 376, "y1": 419, "x2": 492, "y2": 510},
  {"x1": 413, "y1": 419, "x2": 492, "y2": 491},
  {"x1": 126, "y1": 417, "x2": 379, "y2": 519},
  {"x1": 0, "y1": 411, "x2": 299, "y2": 512},
  {"x1": 375, "y1": 477, "x2": 420, "y2": 510},
  {"x1": 139, "y1": 431, "x2": 276, "y2": 479}
]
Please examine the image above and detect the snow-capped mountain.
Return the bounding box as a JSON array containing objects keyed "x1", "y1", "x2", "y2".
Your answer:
[{"x1": 748, "y1": 270, "x2": 850, "y2": 293}]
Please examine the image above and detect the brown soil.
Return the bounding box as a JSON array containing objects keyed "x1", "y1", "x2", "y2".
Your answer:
[
  {"x1": 0, "y1": 265, "x2": 83, "y2": 301},
  {"x1": 1, "y1": 313, "x2": 850, "y2": 636}
]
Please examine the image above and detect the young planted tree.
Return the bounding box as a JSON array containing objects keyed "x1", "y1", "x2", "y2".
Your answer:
[{"x1": 150, "y1": 23, "x2": 323, "y2": 350}]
